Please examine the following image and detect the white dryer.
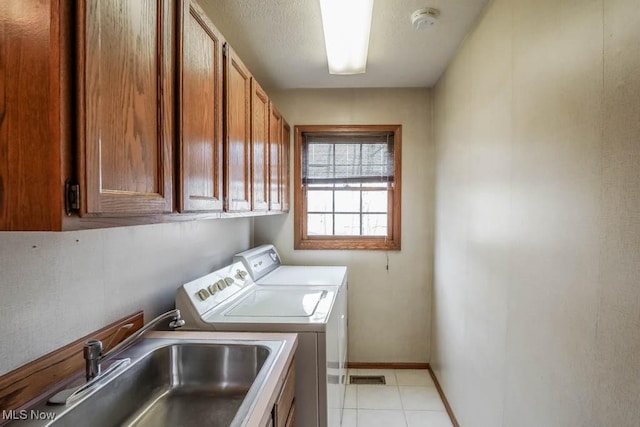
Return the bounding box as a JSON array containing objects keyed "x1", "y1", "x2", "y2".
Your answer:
[
  {"x1": 234, "y1": 244, "x2": 347, "y2": 289},
  {"x1": 176, "y1": 259, "x2": 347, "y2": 427}
]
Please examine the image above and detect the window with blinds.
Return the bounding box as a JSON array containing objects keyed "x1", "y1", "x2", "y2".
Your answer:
[{"x1": 294, "y1": 125, "x2": 401, "y2": 250}]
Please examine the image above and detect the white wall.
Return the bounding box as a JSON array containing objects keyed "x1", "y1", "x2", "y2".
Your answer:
[
  {"x1": 254, "y1": 88, "x2": 434, "y2": 363},
  {"x1": 432, "y1": 0, "x2": 640, "y2": 425},
  {"x1": 0, "y1": 218, "x2": 251, "y2": 375}
]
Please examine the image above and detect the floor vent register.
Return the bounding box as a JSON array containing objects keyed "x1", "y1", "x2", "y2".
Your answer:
[{"x1": 349, "y1": 375, "x2": 386, "y2": 385}]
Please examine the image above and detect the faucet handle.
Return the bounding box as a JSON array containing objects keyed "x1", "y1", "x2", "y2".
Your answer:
[
  {"x1": 83, "y1": 340, "x2": 103, "y2": 381},
  {"x1": 84, "y1": 340, "x2": 103, "y2": 360}
]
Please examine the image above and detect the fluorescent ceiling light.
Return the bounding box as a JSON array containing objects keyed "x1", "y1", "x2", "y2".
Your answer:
[{"x1": 319, "y1": 0, "x2": 374, "y2": 75}]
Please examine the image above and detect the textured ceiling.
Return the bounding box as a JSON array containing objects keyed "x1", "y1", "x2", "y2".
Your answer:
[{"x1": 198, "y1": 0, "x2": 489, "y2": 90}]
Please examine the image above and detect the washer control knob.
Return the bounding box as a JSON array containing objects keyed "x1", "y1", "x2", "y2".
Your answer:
[
  {"x1": 196, "y1": 289, "x2": 210, "y2": 301},
  {"x1": 216, "y1": 279, "x2": 227, "y2": 289},
  {"x1": 208, "y1": 283, "x2": 219, "y2": 294},
  {"x1": 235, "y1": 270, "x2": 248, "y2": 280},
  {"x1": 224, "y1": 277, "x2": 235, "y2": 287}
]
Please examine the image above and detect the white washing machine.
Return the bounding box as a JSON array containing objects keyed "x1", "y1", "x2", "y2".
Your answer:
[
  {"x1": 234, "y1": 245, "x2": 348, "y2": 427},
  {"x1": 176, "y1": 257, "x2": 348, "y2": 427}
]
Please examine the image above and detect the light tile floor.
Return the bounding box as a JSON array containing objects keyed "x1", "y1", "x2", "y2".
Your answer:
[{"x1": 340, "y1": 369, "x2": 453, "y2": 427}]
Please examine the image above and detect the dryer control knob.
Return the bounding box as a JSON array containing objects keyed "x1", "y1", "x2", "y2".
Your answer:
[
  {"x1": 224, "y1": 277, "x2": 235, "y2": 287},
  {"x1": 236, "y1": 270, "x2": 248, "y2": 280},
  {"x1": 216, "y1": 279, "x2": 227, "y2": 289},
  {"x1": 208, "y1": 283, "x2": 220, "y2": 294}
]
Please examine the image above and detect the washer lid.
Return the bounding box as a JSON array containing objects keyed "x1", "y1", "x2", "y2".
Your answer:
[{"x1": 226, "y1": 289, "x2": 326, "y2": 317}]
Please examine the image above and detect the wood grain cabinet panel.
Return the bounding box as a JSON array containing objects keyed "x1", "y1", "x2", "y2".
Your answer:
[
  {"x1": 269, "y1": 103, "x2": 283, "y2": 211},
  {"x1": 0, "y1": 0, "x2": 73, "y2": 231},
  {"x1": 251, "y1": 80, "x2": 270, "y2": 211},
  {"x1": 178, "y1": 0, "x2": 224, "y2": 212},
  {"x1": 77, "y1": 0, "x2": 174, "y2": 216},
  {"x1": 281, "y1": 120, "x2": 291, "y2": 212},
  {"x1": 224, "y1": 45, "x2": 252, "y2": 212}
]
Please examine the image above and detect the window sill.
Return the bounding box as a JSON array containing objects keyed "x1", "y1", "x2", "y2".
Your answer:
[{"x1": 295, "y1": 237, "x2": 400, "y2": 251}]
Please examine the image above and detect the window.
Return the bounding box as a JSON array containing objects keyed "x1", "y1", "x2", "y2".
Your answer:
[{"x1": 294, "y1": 125, "x2": 401, "y2": 250}]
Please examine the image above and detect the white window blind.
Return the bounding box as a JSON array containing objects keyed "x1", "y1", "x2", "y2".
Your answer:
[{"x1": 302, "y1": 133, "x2": 395, "y2": 185}]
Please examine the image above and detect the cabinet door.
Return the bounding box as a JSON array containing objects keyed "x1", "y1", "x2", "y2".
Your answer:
[
  {"x1": 251, "y1": 80, "x2": 269, "y2": 211},
  {"x1": 274, "y1": 361, "x2": 296, "y2": 427},
  {"x1": 284, "y1": 402, "x2": 295, "y2": 427},
  {"x1": 281, "y1": 120, "x2": 291, "y2": 212},
  {"x1": 268, "y1": 103, "x2": 282, "y2": 211},
  {"x1": 178, "y1": 0, "x2": 224, "y2": 212},
  {"x1": 78, "y1": 0, "x2": 174, "y2": 215},
  {"x1": 224, "y1": 45, "x2": 252, "y2": 212},
  {"x1": 0, "y1": 0, "x2": 72, "y2": 231}
]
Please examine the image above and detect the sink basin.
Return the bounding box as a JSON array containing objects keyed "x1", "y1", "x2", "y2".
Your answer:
[{"x1": 15, "y1": 339, "x2": 282, "y2": 427}]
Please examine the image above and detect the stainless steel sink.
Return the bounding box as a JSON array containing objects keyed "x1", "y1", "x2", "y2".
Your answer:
[{"x1": 14, "y1": 338, "x2": 282, "y2": 427}]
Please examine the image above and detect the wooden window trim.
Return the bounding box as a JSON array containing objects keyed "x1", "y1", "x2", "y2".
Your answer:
[{"x1": 294, "y1": 125, "x2": 402, "y2": 250}]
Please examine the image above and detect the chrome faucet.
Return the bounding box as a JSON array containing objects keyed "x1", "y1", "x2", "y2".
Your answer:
[
  {"x1": 83, "y1": 309, "x2": 185, "y2": 381},
  {"x1": 48, "y1": 309, "x2": 186, "y2": 405}
]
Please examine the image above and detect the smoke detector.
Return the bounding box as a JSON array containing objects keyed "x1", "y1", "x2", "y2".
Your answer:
[{"x1": 411, "y1": 8, "x2": 439, "y2": 30}]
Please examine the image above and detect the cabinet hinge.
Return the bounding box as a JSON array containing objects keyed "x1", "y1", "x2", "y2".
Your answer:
[
  {"x1": 65, "y1": 180, "x2": 80, "y2": 215},
  {"x1": 223, "y1": 198, "x2": 229, "y2": 212},
  {"x1": 223, "y1": 43, "x2": 229, "y2": 57}
]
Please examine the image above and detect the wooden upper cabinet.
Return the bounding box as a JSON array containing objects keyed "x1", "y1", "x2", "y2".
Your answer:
[
  {"x1": 177, "y1": 0, "x2": 224, "y2": 212},
  {"x1": 0, "y1": 0, "x2": 289, "y2": 230},
  {"x1": 224, "y1": 45, "x2": 252, "y2": 212},
  {"x1": 269, "y1": 103, "x2": 283, "y2": 211},
  {"x1": 251, "y1": 80, "x2": 270, "y2": 211},
  {"x1": 77, "y1": 0, "x2": 174, "y2": 216},
  {"x1": 281, "y1": 120, "x2": 291, "y2": 212}
]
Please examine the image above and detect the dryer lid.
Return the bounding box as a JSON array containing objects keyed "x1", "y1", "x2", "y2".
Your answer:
[{"x1": 256, "y1": 265, "x2": 347, "y2": 286}]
